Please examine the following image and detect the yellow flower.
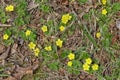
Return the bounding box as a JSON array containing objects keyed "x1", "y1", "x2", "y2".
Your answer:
[
  {"x1": 59, "y1": 26, "x2": 65, "y2": 31},
  {"x1": 45, "y1": 46, "x2": 52, "y2": 51},
  {"x1": 102, "y1": 9, "x2": 107, "y2": 15},
  {"x1": 61, "y1": 14, "x2": 72, "y2": 24},
  {"x1": 83, "y1": 63, "x2": 90, "y2": 71},
  {"x1": 41, "y1": 25, "x2": 48, "y2": 32},
  {"x1": 67, "y1": 14, "x2": 72, "y2": 20},
  {"x1": 25, "y1": 30, "x2": 31, "y2": 36},
  {"x1": 3, "y1": 34, "x2": 9, "y2": 40},
  {"x1": 56, "y1": 39, "x2": 63, "y2": 48},
  {"x1": 68, "y1": 53, "x2": 75, "y2": 60},
  {"x1": 28, "y1": 42, "x2": 36, "y2": 50},
  {"x1": 5, "y1": 5, "x2": 14, "y2": 12},
  {"x1": 34, "y1": 48, "x2": 40, "y2": 57},
  {"x1": 96, "y1": 32, "x2": 101, "y2": 38},
  {"x1": 101, "y1": 0, "x2": 107, "y2": 5},
  {"x1": 71, "y1": 0, "x2": 75, "y2": 2},
  {"x1": 92, "y1": 64, "x2": 99, "y2": 71},
  {"x1": 67, "y1": 61, "x2": 72, "y2": 67},
  {"x1": 85, "y1": 58, "x2": 92, "y2": 65}
]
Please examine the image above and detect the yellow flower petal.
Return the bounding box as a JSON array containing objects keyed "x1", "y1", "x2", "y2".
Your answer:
[
  {"x1": 56, "y1": 39, "x2": 63, "y2": 48},
  {"x1": 68, "y1": 53, "x2": 75, "y2": 60},
  {"x1": 96, "y1": 32, "x2": 101, "y2": 38},
  {"x1": 60, "y1": 26, "x2": 65, "y2": 32},
  {"x1": 3, "y1": 34, "x2": 9, "y2": 40},
  {"x1": 41, "y1": 25, "x2": 48, "y2": 32},
  {"x1": 45, "y1": 46, "x2": 52, "y2": 51},
  {"x1": 61, "y1": 14, "x2": 72, "y2": 24},
  {"x1": 6, "y1": 5, "x2": 14, "y2": 12},
  {"x1": 102, "y1": 9, "x2": 107, "y2": 15},
  {"x1": 67, "y1": 61, "x2": 72, "y2": 66},
  {"x1": 34, "y1": 48, "x2": 40, "y2": 57},
  {"x1": 101, "y1": 0, "x2": 107, "y2": 5},
  {"x1": 25, "y1": 30, "x2": 31, "y2": 36},
  {"x1": 83, "y1": 63, "x2": 90, "y2": 71},
  {"x1": 92, "y1": 64, "x2": 99, "y2": 71},
  {"x1": 85, "y1": 58, "x2": 92, "y2": 65},
  {"x1": 28, "y1": 42, "x2": 36, "y2": 50}
]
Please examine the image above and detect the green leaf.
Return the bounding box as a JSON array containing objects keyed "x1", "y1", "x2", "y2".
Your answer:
[
  {"x1": 0, "y1": 9, "x2": 8, "y2": 23},
  {"x1": 19, "y1": 31, "x2": 27, "y2": 40},
  {"x1": 42, "y1": 51, "x2": 52, "y2": 61},
  {"x1": 4, "y1": 29, "x2": 11, "y2": 36},
  {"x1": 4, "y1": 38, "x2": 14, "y2": 46},
  {"x1": 40, "y1": 4, "x2": 50, "y2": 13},
  {"x1": 48, "y1": 62, "x2": 59, "y2": 71},
  {"x1": 78, "y1": 0, "x2": 87, "y2": 4},
  {"x1": 0, "y1": 74, "x2": 9, "y2": 77},
  {"x1": 0, "y1": 68, "x2": 4, "y2": 72},
  {"x1": 73, "y1": 60, "x2": 82, "y2": 68},
  {"x1": 79, "y1": 51, "x2": 89, "y2": 60},
  {"x1": 34, "y1": 77, "x2": 40, "y2": 80},
  {"x1": 29, "y1": 32, "x2": 36, "y2": 42},
  {"x1": 83, "y1": 13, "x2": 90, "y2": 20},
  {"x1": 1, "y1": 18, "x2": 7, "y2": 24},
  {"x1": 61, "y1": 50, "x2": 70, "y2": 59},
  {"x1": 14, "y1": 17, "x2": 25, "y2": 26},
  {"x1": 112, "y1": 3, "x2": 120, "y2": 13}
]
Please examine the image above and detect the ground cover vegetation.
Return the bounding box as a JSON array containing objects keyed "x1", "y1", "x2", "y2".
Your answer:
[{"x1": 0, "y1": 0, "x2": 120, "y2": 80}]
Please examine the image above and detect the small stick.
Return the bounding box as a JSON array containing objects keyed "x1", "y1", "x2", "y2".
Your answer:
[{"x1": 0, "y1": 24, "x2": 11, "y2": 27}]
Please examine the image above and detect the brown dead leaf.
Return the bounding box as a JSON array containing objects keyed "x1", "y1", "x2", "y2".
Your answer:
[
  {"x1": 59, "y1": 68, "x2": 65, "y2": 76},
  {"x1": 16, "y1": 65, "x2": 33, "y2": 73},
  {"x1": 61, "y1": 0, "x2": 69, "y2": 5},
  {"x1": 11, "y1": 43, "x2": 18, "y2": 54},
  {"x1": 27, "y1": 0, "x2": 39, "y2": 11},
  {"x1": 112, "y1": 35, "x2": 119, "y2": 44},
  {"x1": 5, "y1": 76, "x2": 17, "y2": 80},
  {"x1": 0, "y1": 44, "x2": 5, "y2": 54},
  {"x1": 0, "y1": 47, "x2": 11, "y2": 60},
  {"x1": 116, "y1": 19, "x2": 120, "y2": 30},
  {"x1": 12, "y1": 73, "x2": 24, "y2": 80},
  {"x1": 5, "y1": 60, "x2": 39, "y2": 80},
  {"x1": 9, "y1": 65, "x2": 33, "y2": 80}
]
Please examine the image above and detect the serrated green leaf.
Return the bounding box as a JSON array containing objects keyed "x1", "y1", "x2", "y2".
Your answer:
[{"x1": 48, "y1": 62, "x2": 59, "y2": 71}]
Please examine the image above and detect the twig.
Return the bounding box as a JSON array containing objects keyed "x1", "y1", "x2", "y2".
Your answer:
[{"x1": 0, "y1": 24, "x2": 11, "y2": 27}]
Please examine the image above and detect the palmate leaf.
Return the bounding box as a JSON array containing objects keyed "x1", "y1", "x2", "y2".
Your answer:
[
  {"x1": 48, "y1": 62, "x2": 59, "y2": 71},
  {"x1": 0, "y1": 67, "x2": 9, "y2": 77},
  {"x1": 112, "y1": 3, "x2": 120, "y2": 13},
  {"x1": 78, "y1": 0, "x2": 87, "y2": 4},
  {"x1": 0, "y1": 74, "x2": 9, "y2": 77}
]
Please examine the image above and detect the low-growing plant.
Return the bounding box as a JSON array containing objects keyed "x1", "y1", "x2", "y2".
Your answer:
[
  {"x1": 1, "y1": 0, "x2": 120, "y2": 79},
  {"x1": 0, "y1": 7, "x2": 8, "y2": 24}
]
